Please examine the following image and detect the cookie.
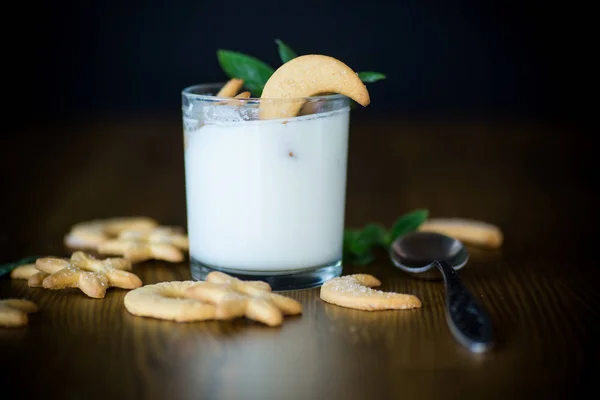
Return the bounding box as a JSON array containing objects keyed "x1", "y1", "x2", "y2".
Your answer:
[
  {"x1": 124, "y1": 281, "x2": 217, "y2": 322},
  {"x1": 259, "y1": 54, "x2": 370, "y2": 120},
  {"x1": 97, "y1": 226, "x2": 189, "y2": 263},
  {"x1": 64, "y1": 216, "x2": 159, "y2": 250},
  {"x1": 216, "y1": 78, "x2": 245, "y2": 97},
  {"x1": 0, "y1": 299, "x2": 39, "y2": 328},
  {"x1": 418, "y1": 218, "x2": 503, "y2": 249},
  {"x1": 320, "y1": 274, "x2": 422, "y2": 311},
  {"x1": 30, "y1": 251, "x2": 142, "y2": 299},
  {"x1": 10, "y1": 264, "x2": 39, "y2": 280},
  {"x1": 235, "y1": 91, "x2": 251, "y2": 99},
  {"x1": 124, "y1": 272, "x2": 302, "y2": 327},
  {"x1": 185, "y1": 271, "x2": 302, "y2": 327}
]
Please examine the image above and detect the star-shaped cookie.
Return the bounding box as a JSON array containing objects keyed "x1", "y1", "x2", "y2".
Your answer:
[{"x1": 28, "y1": 251, "x2": 142, "y2": 299}]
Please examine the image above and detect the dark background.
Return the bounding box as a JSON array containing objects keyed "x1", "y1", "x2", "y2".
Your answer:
[{"x1": 2, "y1": 0, "x2": 590, "y2": 128}]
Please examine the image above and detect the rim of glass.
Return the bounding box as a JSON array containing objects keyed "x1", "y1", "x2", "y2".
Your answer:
[{"x1": 182, "y1": 82, "x2": 348, "y2": 102}]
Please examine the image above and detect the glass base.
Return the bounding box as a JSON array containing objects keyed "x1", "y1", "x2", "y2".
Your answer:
[{"x1": 190, "y1": 258, "x2": 342, "y2": 291}]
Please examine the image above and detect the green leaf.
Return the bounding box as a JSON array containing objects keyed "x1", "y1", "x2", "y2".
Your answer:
[
  {"x1": 389, "y1": 209, "x2": 429, "y2": 244},
  {"x1": 343, "y1": 229, "x2": 368, "y2": 265},
  {"x1": 275, "y1": 39, "x2": 298, "y2": 64},
  {"x1": 343, "y1": 224, "x2": 387, "y2": 266},
  {"x1": 359, "y1": 223, "x2": 388, "y2": 248},
  {"x1": 358, "y1": 71, "x2": 386, "y2": 83},
  {"x1": 343, "y1": 229, "x2": 364, "y2": 255},
  {"x1": 243, "y1": 82, "x2": 264, "y2": 97},
  {"x1": 342, "y1": 209, "x2": 428, "y2": 266},
  {"x1": 345, "y1": 251, "x2": 376, "y2": 266},
  {"x1": 0, "y1": 255, "x2": 40, "y2": 278},
  {"x1": 217, "y1": 50, "x2": 275, "y2": 96}
]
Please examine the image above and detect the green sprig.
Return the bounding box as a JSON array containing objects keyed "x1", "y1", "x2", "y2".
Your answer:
[
  {"x1": 343, "y1": 209, "x2": 429, "y2": 266},
  {"x1": 216, "y1": 39, "x2": 386, "y2": 96}
]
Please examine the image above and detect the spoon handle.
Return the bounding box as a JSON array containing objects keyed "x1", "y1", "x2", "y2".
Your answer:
[{"x1": 434, "y1": 260, "x2": 494, "y2": 352}]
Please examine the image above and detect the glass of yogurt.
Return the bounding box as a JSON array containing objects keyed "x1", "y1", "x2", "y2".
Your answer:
[{"x1": 182, "y1": 83, "x2": 350, "y2": 290}]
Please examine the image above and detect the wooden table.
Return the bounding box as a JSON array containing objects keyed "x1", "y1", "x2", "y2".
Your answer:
[{"x1": 1, "y1": 113, "x2": 597, "y2": 399}]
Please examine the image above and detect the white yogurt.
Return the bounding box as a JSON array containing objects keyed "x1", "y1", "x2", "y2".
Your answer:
[{"x1": 183, "y1": 107, "x2": 350, "y2": 272}]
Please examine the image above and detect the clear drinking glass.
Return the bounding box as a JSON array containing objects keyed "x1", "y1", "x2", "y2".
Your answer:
[{"x1": 182, "y1": 83, "x2": 350, "y2": 290}]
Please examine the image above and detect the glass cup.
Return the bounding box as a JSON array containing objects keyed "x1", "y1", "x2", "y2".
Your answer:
[{"x1": 181, "y1": 83, "x2": 350, "y2": 290}]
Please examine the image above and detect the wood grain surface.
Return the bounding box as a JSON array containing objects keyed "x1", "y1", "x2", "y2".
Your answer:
[{"x1": 1, "y1": 113, "x2": 598, "y2": 400}]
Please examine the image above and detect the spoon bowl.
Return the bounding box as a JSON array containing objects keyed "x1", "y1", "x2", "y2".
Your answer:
[{"x1": 390, "y1": 231, "x2": 469, "y2": 279}]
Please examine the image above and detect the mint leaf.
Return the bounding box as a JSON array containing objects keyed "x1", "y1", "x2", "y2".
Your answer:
[
  {"x1": 244, "y1": 82, "x2": 264, "y2": 97},
  {"x1": 0, "y1": 255, "x2": 40, "y2": 278},
  {"x1": 343, "y1": 229, "x2": 371, "y2": 265},
  {"x1": 359, "y1": 223, "x2": 388, "y2": 248},
  {"x1": 344, "y1": 225, "x2": 385, "y2": 256},
  {"x1": 343, "y1": 229, "x2": 365, "y2": 255},
  {"x1": 358, "y1": 71, "x2": 386, "y2": 83},
  {"x1": 343, "y1": 224, "x2": 388, "y2": 266},
  {"x1": 217, "y1": 50, "x2": 275, "y2": 96},
  {"x1": 347, "y1": 251, "x2": 376, "y2": 266},
  {"x1": 275, "y1": 39, "x2": 298, "y2": 64},
  {"x1": 389, "y1": 209, "x2": 429, "y2": 244},
  {"x1": 343, "y1": 209, "x2": 429, "y2": 266}
]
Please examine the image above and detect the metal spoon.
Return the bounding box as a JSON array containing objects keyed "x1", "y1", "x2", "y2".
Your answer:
[{"x1": 389, "y1": 231, "x2": 494, "y2": 353}]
